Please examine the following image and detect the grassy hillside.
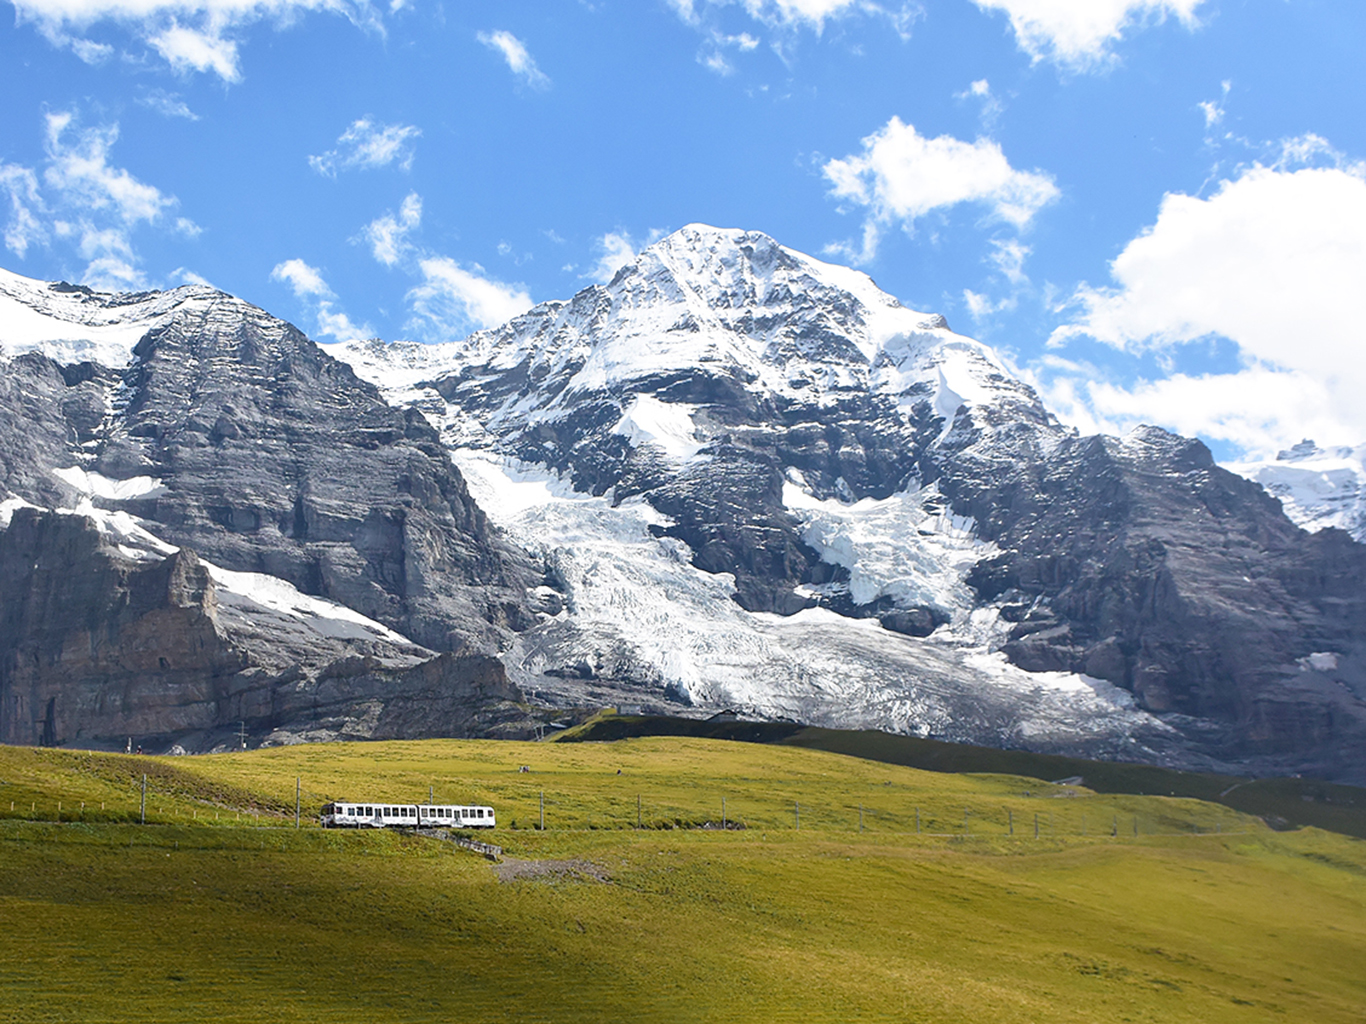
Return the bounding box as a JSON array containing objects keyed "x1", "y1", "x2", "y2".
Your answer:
[
  {"x1": 558, "y1": 714, "x2": 1366, "y2": 838},
  {"x1": 1, "y1": 738, "x2": 1364, "y2": 1023}
]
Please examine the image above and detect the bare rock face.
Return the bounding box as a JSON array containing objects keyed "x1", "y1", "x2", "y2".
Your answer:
[
  {"x1": 0, "y1": 277, "x2": 549, "y2": 751},
  {"x1": 5, "y1": 237, "x2": 1366, "y2": 781},
  {"x1": 100, "y1": 295, "x2": 541, "y2": 653},
  {"x1": 0, "y1": 508, "x2": 533, "y2": 751},
  {"x1": 949, "y1": 425, "x2": 1366, "y2": 778},
  {"x1": 0, "y1": 508, "x2": 240, "y2": 744}
]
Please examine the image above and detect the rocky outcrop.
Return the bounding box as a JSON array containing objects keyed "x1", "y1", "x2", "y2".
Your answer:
[
  {"x1": 0, "y1": 508, "x2": 241, "y2": 745},
  {"x1": 0, "y1": 508, "x2": 534, "y2": 752}
]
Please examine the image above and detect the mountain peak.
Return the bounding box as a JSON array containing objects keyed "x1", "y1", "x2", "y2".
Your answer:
[{"x1": 0, "y1": 266, "x2": 223, "y2": 368}]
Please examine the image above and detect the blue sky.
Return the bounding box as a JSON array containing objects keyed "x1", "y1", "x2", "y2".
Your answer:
[{"x1": 2, "y1": 0, "x2": 1364, "y2": 460}]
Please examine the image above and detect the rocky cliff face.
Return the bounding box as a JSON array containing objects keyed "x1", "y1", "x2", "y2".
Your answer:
[
  {"x1": 0, "y1": 508, "x2": 530, "y2": 750},
  {"x1": 0, "y1": 272, "x2": 549, "y2": 751}
]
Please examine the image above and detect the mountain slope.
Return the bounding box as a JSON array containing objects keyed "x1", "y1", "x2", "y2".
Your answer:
[
  {"x1": 341, "y1": 225, "x2": 1366, "y2": 780},
  {"x1": 4, "y1": 229, "x2": 1366, "y2": 780},
  {"x1": 0, "y1": 270, "x2": 545, "y2": 750}
]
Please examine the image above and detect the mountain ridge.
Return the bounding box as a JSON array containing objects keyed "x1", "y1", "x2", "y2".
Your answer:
[{"x1": 3, "y1": 226, "x2": 1365, "y2": 781}]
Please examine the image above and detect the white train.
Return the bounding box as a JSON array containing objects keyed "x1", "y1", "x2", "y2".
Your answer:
[{"x1": 320, "y1": 801, "x2": 496, "y2": 829}]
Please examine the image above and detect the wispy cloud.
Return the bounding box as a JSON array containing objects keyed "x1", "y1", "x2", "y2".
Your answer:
[
  {"x1": 270, "y1": 258, "x2": 373, "y2": 341},
  {"x1": 823, "y1": 116, "x2": 1058, "y2": 261},
  {"x1": 352, "y1": 191, "x2": 533, "y2": 339},
  {"x1": 362, "y1": 192, "x2": 421, "y2": 266},
  {"x1": 9, "y1": 0, "x2": 387, "y2": 83},
  {"x1": 670, "y1": 0, "x2": 918, "y2": 35},
  {"x1": 0, "y1": 110, "x2": 194, "y2": 289},
  {"x1": 671, "y1": 0, "x2": 919, "y2": 72},
  {"x1": 310, "y1": 118, "x2": 421, "y2": 177},
  {"x1": 138, "y1": 89, "x2": 199, "y2": 120},
  {"x1": 0, "y1": 163, "x2": 47, "y2": 258},
  {"x1": 408, "y1": 257, "x2": 533, "y2": 337},
  {"x1": 583, "y1": 229, "x2": 666, "y2": 283},
  {"x1": 477, "y1": 30, "x2": 550, "y2": 89},
  {"x1": 970, "y1": 0, "x2": 1205, "y2": 71}
]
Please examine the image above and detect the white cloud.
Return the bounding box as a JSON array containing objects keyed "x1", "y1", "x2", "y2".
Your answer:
[
  {"x1": 0, "y1": 163, "x2": 47, "y2": 258},
  {"x1": 971, "y1": 0, "x2": 1204, "y2": 70},
  {"x1": 362, "y1": 192, "x2": 421, "y2": 266},
  {"x1": 0, "y1": 111, "x2": 187, "y2": 287},
  {"x1": 150, "y1": 22, "x2": 241, "y2": 80},
  {"x1": 823, "y1": 116, "x2": 1058, "y2": 261},
  {"x1": 138, "y1": 89, "x2": 199, "y2": 120},
  {"x1": 44, "y1": 112, "x2": 174, "y2": 225},
  {"x1": 671, "y1": 0, "x2": 917, "y2": 34},
  {"x1": 477, "y1": 30, "x2": 550, "y2": 89},
  {"x1": 408, "y1": 257, "x2": 532, "y2": 337},
  {"x1": 696, "y1": 28, "x2": 761, "y2": 75},
  {"x1": 309, "y1": 118, "x2": 420, "y2": 177},
  {"x1": 988, "y1": 237, "x2": 1029, "y2": 286},
  {"x1": 957, "y1": 78, "x2": 1004, "y2": 130},
  {"x1": 587, "y1": 232, "x2": 640, "y2": 283},
  {"x1": 69, "y1": 37, "x2": 114, "y2": 62},
  {"x1": 1050, "y1": 147, "x2": 1366, "y2": 455},
  {"x1": 961, "y1": 239, "x2": 1032, "y2": 323},
  {"x1": 269, "y1": 258, "x2": 372, "y2": 341},
  {"x1": 271, "y1": 257, "x2": 331, "y2": 297},
  {"x1": 1038, "y1": 364, "x2": 1349, "y2": 459},
  {"x1": 1198, "y1": 79, "x2": 1231, "y2": 129},
  {"x1": 10, "y1": 0, "x2": 385, "y2": 83}
]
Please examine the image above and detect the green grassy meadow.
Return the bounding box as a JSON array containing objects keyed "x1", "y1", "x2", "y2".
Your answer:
[{"x1": 2, "y1": 737, "x2": 1364, "y2": 1023}]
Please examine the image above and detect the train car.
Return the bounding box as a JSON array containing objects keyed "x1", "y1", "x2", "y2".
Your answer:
[{"x1": 320, "y1": 802, "x2": 496, "y2": 829}]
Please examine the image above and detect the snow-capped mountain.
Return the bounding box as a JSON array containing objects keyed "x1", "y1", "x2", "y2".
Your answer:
[
  {"x1": 1225, "y1": 440, "x2": 1366, "y2": 542},
  {"x1": 3, "y1": 228, "x2": 1365, "y2": 781},
  {"x1": 339, "y1": 226, "x2": 1366, "y2": 780}
]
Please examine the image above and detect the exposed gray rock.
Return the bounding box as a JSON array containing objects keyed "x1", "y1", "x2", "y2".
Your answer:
[{"x1": 0, "y1": 508, "x2": 535, "y2": 752}]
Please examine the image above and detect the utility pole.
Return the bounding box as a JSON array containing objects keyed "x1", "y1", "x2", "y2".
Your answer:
[
  {"x1": 295, "y1": 777, "x2": 301, "y2": 829},
  {"x1": 722, "y1": 797, "x2": 727, "y2": 830},
  {"x1": 429, "y1": 785, "x2": 433, "y2": 805},
  {"x1": 238, "y1": 721, "x2": 247, "y2": 751},
  {"x1": 140, "y1": 774, "x2": 146, "y2": 825},
  {"x1": 1034, "y1": 812, "x2": 1039, "y2": 839},
  {"x1": 637, "y1": 793, "x2": 641, "y2": 828},
  {"x1": 539, "y1": 790, "x2": 544, "y2": 831},
  {"x1": 1008, "y1": 808, "x2": 1013, "y2": 835}
]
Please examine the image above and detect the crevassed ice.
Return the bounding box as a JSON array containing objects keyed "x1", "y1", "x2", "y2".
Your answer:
[{"x1": 783, "y1": 477, "x2": 994, "y2": 618}]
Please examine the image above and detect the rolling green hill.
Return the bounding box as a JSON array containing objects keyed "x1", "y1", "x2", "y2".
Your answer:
[
  {"x1": 1, "y1": 737, "x2": 1364, "y2": 1023},
  {"x1": 558, "y1": 713, "x2": 1366, "y2": 839}
]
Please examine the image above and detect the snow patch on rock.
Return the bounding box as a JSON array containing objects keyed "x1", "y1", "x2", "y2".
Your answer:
[{"x1": 612, "y1": 395, "x2": 707, "y2": 465}]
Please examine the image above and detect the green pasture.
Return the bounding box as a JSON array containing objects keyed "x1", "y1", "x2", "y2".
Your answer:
[{"x1": 1, "y1": 738, "x2": 1364, "y2": 1023}]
